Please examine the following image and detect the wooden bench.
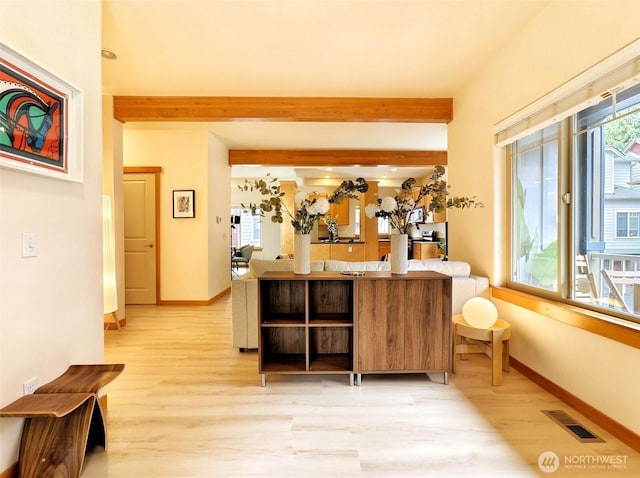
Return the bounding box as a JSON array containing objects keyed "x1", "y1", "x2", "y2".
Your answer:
[{"x1": 0, "y1": 364, "x2": 124, "y2": 478}]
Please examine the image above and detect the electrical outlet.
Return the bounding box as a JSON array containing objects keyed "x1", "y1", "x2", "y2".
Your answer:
[{"x1": 23, "y1": 377, "x2": 39, "y2": 395}]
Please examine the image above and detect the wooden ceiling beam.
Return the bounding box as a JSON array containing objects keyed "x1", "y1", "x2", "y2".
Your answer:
[
  {"x1": 229, "y1": 149, "x2": 447, "y2": 167},
  {"x1": 113, "y1": 96, "x2": 453, "y2": 123}
]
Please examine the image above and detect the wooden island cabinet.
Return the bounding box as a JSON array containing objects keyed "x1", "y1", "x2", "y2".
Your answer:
[
  {"x1": 357, "y1": 272, "x2": 451, "y2": 383},
  {"x1": 258, "y1": 271, "x2": 452, "y2": 386}
]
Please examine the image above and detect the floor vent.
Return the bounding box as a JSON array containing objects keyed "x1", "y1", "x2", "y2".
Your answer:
[{"x1": 542, "y1": 410, "x2": 605, "y2": 443}]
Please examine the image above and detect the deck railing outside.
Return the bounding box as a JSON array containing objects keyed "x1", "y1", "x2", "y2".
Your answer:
[{"x1": 580, "y1": 253, "x2": 640, "y2": 315}]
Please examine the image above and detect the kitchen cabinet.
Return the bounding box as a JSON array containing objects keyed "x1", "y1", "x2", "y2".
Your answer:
[
  {"x1": 420, "y1": 196, "x2": 447, "y2": 223},
  {"x1": 378, "y1": 240, "x2": 391, "y2": 260},
  {"x1": 413, "y1": 241, "x2": 439, "y2": 260},
  {"x1": 313, "y1": 193, "x2": 350, "y2": 225},
  {"x1": 329, "y1": 200, "x2": 349, "y2": 225}
]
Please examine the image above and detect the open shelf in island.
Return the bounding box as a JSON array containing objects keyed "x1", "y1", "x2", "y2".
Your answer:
[
  {"x1": 309, "y1": 326, "x2": 353, "y2": 372},
  {"x1": 258, "y1": 273, "x2": 356, "y2": 385},
  {"x1": 260, "y1": 354, "x2": 307, "y2": 373},
  {"x1": 260, "y1": 313, "x2": 305, "y2": 325},
  {"x1": 308, "y1": 313, "x2": 353, "y2": 325},
  {"x1": 308, "y1": 353, "x2": 353, "y2": 372}
]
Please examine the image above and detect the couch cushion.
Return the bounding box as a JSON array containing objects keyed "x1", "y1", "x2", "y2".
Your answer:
[
  {"x1": 324, "y1": 260, "x2": 391, "y2": 272},
  {"x1": 248, "y1": 258, "x2": 324, "y2": 277},
  {"x1": 407, "y1": 260, "x2": 471, "y2": 277}
]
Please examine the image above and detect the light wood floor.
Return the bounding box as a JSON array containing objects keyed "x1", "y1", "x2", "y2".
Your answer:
[{"x1": 82, "y1": 295, "x2": 638, "y2": 477}]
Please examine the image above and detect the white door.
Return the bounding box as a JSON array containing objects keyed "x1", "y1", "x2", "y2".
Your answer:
[{"x1": 124, "y1": 173, "x2": 157, "y2": 304}]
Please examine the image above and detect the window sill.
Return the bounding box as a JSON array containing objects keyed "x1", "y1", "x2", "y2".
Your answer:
[{"x1": 491, "y1": 286, "x2": 640, "y2": 349}]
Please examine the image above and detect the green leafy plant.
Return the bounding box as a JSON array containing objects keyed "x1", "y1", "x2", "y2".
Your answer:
[
  {"x1": 364, "y1": 166, "x2": 483, "y2": 234},
  {"x1": 239, "y1": 175, "x2": 368, "y2": 234}
]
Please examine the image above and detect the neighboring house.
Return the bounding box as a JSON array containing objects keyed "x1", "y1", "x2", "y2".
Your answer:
[
  {"x1": 596, "y1": 141, "x2": 640, "y2": 308},
  {"x1": 604, "y1": 140, "x2": 640, "y2": 254}
]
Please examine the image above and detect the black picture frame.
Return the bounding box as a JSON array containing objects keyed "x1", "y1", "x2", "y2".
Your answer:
[{"x1": 173, "y1": 190, "x2": 195, "y2": 218}]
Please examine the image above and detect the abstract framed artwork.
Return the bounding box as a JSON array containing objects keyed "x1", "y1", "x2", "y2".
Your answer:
[
  {"x1": 173, "y1": 190, "x2": 195, "y2": 218},
  {"x1": 0, "y1": 42, "x2": 83, "y2": 182}
]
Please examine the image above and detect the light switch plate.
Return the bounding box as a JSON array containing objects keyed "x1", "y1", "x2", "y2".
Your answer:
[{"x1": 22, "y1": 233, "x2": 37, "y2": 257}]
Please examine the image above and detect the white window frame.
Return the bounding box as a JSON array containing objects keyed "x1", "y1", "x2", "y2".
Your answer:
[
  {"x1": 231, "y1": 207, "x2": 261, "y2": 248},
  {"x1": 615, "y1": 209, "x2": 640, "y2": 238}
]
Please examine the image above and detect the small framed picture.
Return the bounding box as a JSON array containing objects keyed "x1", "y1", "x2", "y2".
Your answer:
[
  {"x1": 173, "y1": 190, "x2": 195, "y2": 218},
  {"x1": 409, "y1": 206, "x2": 425, "y2": 224}
]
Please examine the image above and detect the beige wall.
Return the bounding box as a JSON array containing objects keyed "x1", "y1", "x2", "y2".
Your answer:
[
  {"x1": 0, "y1": 0, "x2": 104, "y2": 469},
  {"x1": 449, "y1": 2, "x2": 640, "y2": 433},
  {"x1": 102, "y1": 97, "x2": 126, "y2": 321},
  {"x1": 123, "y1": 129, "x2": 231, "y2": 301},
  {"x1": 207, "y1": 133, "x2": 232, "y2": 298}
]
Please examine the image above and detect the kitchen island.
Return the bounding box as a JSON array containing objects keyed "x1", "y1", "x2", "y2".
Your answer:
[
  {"x1": 310, "y1": 240, "x2": 365, "y2": 261},
  {"x1": 257, "y1": 271, "x2": 452, "y2": 386}
]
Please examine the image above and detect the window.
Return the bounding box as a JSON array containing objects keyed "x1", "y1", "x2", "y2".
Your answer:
[
  {"x1": 510, "y1": 125, "x2": 560, "y2": 291},
  {"x1": 615, "y1": 211, "x2": 640, "y2": 238},
  {"x1": 378, "y1": 216, "x2": 391, "y2": 235},
  {"x1": 231, "y1": 208, "x2": 261, "y2": 248},
  {"x1": 507, "y1": 82, "x2": 640, "y2": 323}
]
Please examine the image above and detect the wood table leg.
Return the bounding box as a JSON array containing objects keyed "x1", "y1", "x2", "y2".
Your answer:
[
  {"x1": 451, "y1": 324, "x2": 457, "y2": 374},
  {"x1": 502, "y1": 339, "x2": 510, "y2": 372},
  {"x1": 491, "y1": 328, "x2": 505, "y2": 386},
  {"x1": 86, "y1": 398, "x2": 107, "y2": 450},
  {"x1": 109, "y1": 311, "x2": 120, "y2": 330},
  {"x1": 17, "y1": 395, "x2": 95, "y2": 478}
]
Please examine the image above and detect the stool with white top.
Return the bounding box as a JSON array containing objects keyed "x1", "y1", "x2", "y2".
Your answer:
[{"x1": 452, "y1": 313, "x2": 511, "y2": 386}]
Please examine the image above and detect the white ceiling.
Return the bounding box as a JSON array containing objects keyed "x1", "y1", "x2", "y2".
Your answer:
[
  {"x1": 123, "y1": 120, "x2": 448, "y2": 182},
  {"x1": 102, "y1": 0, "x2": 549, "y2": 180}
]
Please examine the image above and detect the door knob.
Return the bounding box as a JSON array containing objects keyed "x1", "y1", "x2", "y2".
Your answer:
[{"x1": 144, "y1": 244, "x2": 154, "y2": 248}]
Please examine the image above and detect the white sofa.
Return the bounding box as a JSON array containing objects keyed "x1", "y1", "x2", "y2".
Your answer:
[{"x1": 231, "y1": 258, "x2": 489, "y2": 350}]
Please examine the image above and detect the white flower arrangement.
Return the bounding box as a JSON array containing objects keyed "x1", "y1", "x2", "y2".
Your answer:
[
  {"x1": 240, "y1": 175, "x2": 368, "y2": 234},
  {"x1": 365, "y1": 166, "x2": 482, "y2": 234}
]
